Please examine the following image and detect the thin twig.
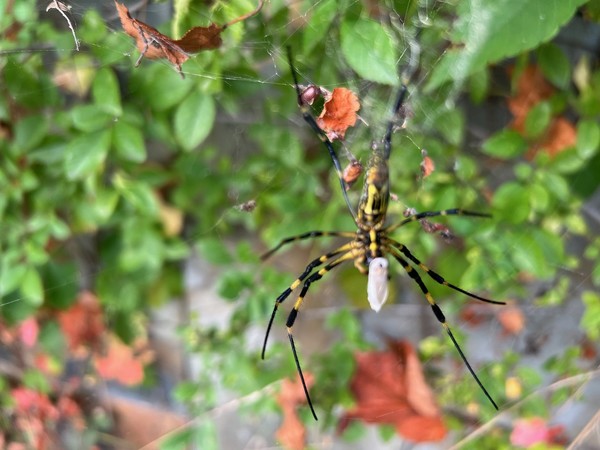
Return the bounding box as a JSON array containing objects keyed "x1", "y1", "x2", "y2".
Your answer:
[
  {"x1": 567, "y1": 409, "x2": 600, "y2": 450},
  {"x1": 46, "y1": 0, "x2": 80, "y2": 51},
  {"x1": 137, "y1": 380, "x2": 281, "y2": 450},
  {"x1": 224, "y1": 0, "x2": 265, "y2": 28}
]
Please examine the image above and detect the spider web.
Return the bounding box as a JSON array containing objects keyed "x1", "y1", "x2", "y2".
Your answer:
[{"x1": 1, "y1": 1, "x2": 599, "y2": 449}]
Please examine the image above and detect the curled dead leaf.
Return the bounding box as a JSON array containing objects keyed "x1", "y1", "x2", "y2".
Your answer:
[
  {"x1": 46, "y1": 1, "x2": 79, "y2": 50},
  {"x1": 342, "y1": 160, "x2": 363, "y2": 189},
  {"x1": 340, "y1": 340, "x2": 446, "y2": 443},
  {"x1": 420, "y1": 149, "x2": 435, "y2": 178},
  {"x1": 235, "y1": 199, "x2": 257, "y2": 212},
  {"x1": 115, "y1": 0, "x2": 264, "y2": 77}
]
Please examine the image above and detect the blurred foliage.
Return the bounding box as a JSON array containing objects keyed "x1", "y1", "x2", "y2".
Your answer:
[{"x1": 1, "y1": 0, "x2": 599, "y2": 448}]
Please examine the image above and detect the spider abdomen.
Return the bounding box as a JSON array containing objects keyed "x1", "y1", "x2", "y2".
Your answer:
[{"x1": 367, "y1": 257, "x2": 389, "y2": 312}]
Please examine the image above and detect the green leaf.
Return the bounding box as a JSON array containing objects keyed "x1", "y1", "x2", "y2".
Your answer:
[
  {"x1": 92, "y1": 68, "x2": 122, "y2": 116},
  {"x1": 468, "y1": 68, "x2": 489, "y2": 103},
  {"x1": 21, "y1": 267, "x2": 44, "y2": 306},
  {"x1": 340, "y1": 18, "x2": 399, "y2": 86},
  {"x1": 524, "y1": 102, "x2": 552, "y2": 138},
  {"x1": 134, "y1": 65, "x2": 195, "y2": 111},
  {"x1": 0, "y1": 252, "x2": 28, "y2": 296},
  {"x1": 71, "y1": 105, "x2": 113, "y2": 132},
  {"x1": 112, "y1": 121, "x2": 146, "y2": 163},
  {"x1": 581, "y1": 291, "x2": 600, "y2": 340},
  {"x1": 13, "y1": 115, "x2": 48, "y2": 152},
  {"x1": 113, "y1": 173, "x2": 159, "y2": 216},
  {"x1": 302, "y1": 0, "x2": 337, "y2": 54},
  {"x1": 537, "y1": 43, "x2": 571, "y2": 88},
  {"x1": 576, "y1": 120, "x2": 600, "y2": 160},
  {"x1": 548, "y1": 148, "x2": 584, "y2": 174},
  {"x1": 173, "y1": 0, "x2": 193, "y2": 37},
  {"x1": 196, "y1": 238, "x2": 233, "y2": 265},
  {"x1": 427, "y1": 0, "x2": 587, "y2": 90},
  {"x1": 174, "y1": 91, "x2": 216, "y2": 151},
  {"x1": 492, "y1": 182, "x2": 530, "y2": 223},
  {"x1": 436, "y1": 109, "x2": 464, "y2": 146},
  {"x1": 64, "y1": 130, "x2": 111, "y2": 180},
  {"x1": 482, "y1": 130, "x2": 527, "y2": 159},
  {"x1": 217, "y1": 270, "x2": 252, "y2": 300}
]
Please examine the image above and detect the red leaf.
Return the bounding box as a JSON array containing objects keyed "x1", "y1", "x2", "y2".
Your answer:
[
  {"x1": 316, "y1": 87, "x2": 360, "y2": 141},
  {"x1": 18, "y1": 317, "x2": 39, "y2": 347},
  {"x1": 510, "y1": 417, "x2": 566, "y2": 448},
  {"x1": 114, "y1": 0, "x2": 264, "y2": 77},
  {"x1": 11, "y1": 387, "x2": 59, "y2": 421},
  {"x1": 57, "y1": 290, "x2": 105, "y2": 351},
  {"x1": 340, "y1": 340, "x2": 447, "y2": 443},
  {"x1": 276, "y1": 374, "x2": 314, "y2": 450}
]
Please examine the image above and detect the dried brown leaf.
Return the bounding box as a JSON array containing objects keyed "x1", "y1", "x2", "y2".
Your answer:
[
  {"x1": 340, "y1": 340, "x2": 446, "y2": 443},
  {"x1": 342, "y1": 160, "x2": 363, "y2": 189},
  {"x1": 420, "y1": 150, "x2": 435, "y2": 178},
  {"x1": 114, "y1": 0, "x2": 263, "y2": 77}
]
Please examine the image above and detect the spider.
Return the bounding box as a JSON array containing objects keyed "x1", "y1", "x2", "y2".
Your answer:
[{"x1": 261, "y1": 51, "x2": 505, "y2": 420}]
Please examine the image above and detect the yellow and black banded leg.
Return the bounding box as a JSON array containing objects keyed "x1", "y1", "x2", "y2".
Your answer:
[
  {"x1": 286, "y1": 47, "x2": 357, "y2": 223},
  {"x1": 284, "y1": 252, "x2": 356, "y2": 420},
  {"x1": 386, "y1": 239, "x2": 505, "y2": 305},
  {"x1": 387, "y1": 208, "x2": 491, "y2": 233},
  {"x1": 261, "y1": 243, "x2": 357, "y2": 359},
  {"x1": 389, "y1": 250, "x2": 499, "y2": 410},
  {"x1": 261, "y1": 230, "x2": 355, "y2": 261}
]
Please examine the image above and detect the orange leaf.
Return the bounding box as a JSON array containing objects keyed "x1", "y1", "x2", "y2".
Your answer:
[
  {"x1": 276, "y1": 374, "x2": 314, "y2": 450},
  {"x1": 497, "y1": 305, "x2": 525, "y2": 335},
  {"x1": 57, "y1": 290, "x2": 105, "y2": 351},
  {"x1": 507, "y1": 65, "x2": 576, "y2": 158},
  {"x1": 420, "y1": 150, "x2": 435, "y2": 179},
  {"x1": 114, "y1": 0, "x2": 263, "y2": 77},
  {"x1": 94, "y1": 335, "x2": 151, "y2": 386},
  {"x1": 532, "y1": 117, "x2": 577, "y2": 158},
  {"x1": 340, "y1": 340, "x2": 446, "y2": 443},
  {"x1": 316, "y1": 88, "x2": 360, "y2": 141}
]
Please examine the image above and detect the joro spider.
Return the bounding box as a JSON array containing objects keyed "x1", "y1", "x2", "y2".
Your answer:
[{"x1": 261, "y1": 52, "x2": 505, "y2": 420}]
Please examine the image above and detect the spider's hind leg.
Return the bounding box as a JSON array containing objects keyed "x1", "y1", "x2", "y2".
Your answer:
[{"x1": 389, "y1": 250, "x2": 499, "y2": 410}]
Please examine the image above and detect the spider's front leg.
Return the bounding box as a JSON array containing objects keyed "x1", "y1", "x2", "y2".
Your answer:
[
  {"x1": 261, "y1": 242, "x2": 356, "y2": 359},
  {"x1": 282, "y1": 254, "x2": 353, "y2": 420}
]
